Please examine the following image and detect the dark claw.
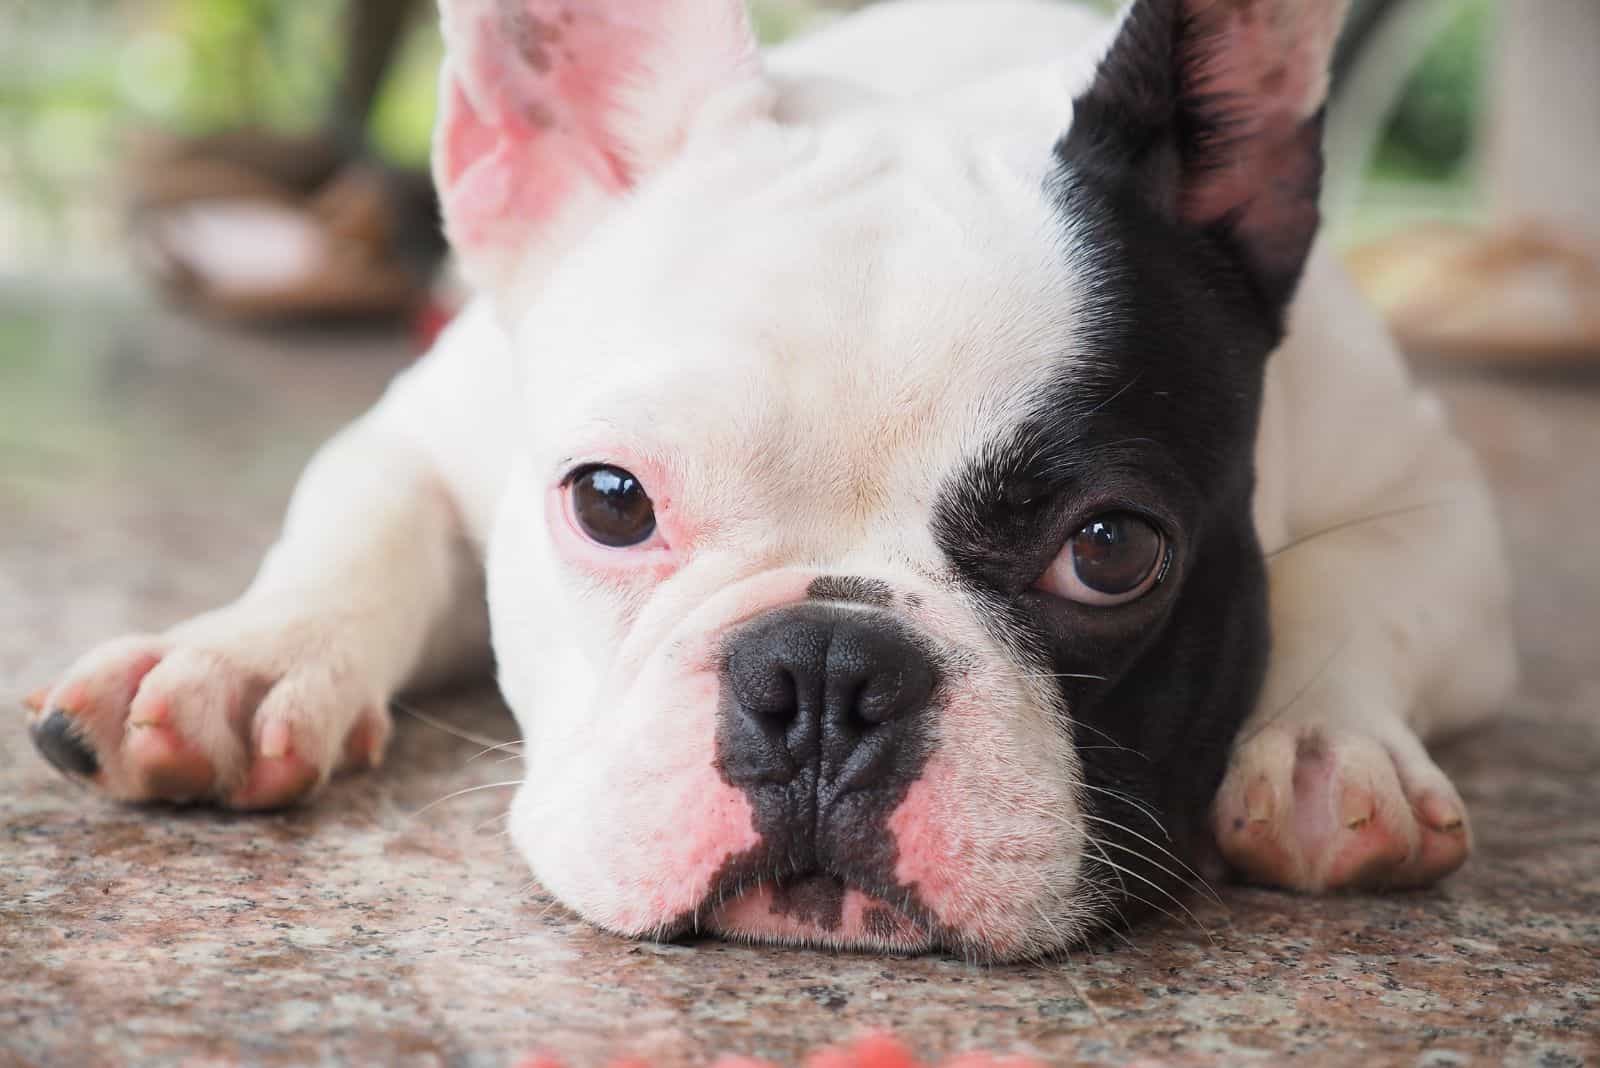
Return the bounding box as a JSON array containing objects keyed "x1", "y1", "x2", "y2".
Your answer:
[{"x1": 31, "y1": 709, "x2": 100, "y2": 777}]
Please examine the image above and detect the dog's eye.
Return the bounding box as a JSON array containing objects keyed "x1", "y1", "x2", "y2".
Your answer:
[
  {"x1": 569, "y1": 465, "x2": 657, "y2": 548},
  {"x1": 1042, "y1": 512, "x2": 1167, "y2": 606}
]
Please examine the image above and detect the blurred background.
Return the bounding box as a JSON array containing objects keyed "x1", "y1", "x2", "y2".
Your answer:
[
  {"x1": 0, "y1": 0, "x2": 1596, "y2": 371},
  {"x1": 0, "y1": 0, "x2": 1495, "y2": 272}
]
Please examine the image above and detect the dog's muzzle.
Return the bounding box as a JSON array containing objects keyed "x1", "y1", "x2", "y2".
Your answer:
[{"x1": 716, "y1": 602, "x2": 936, "y2": 874}]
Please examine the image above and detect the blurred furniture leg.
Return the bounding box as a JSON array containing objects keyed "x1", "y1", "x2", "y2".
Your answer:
[
  {"x1": 127, "y1": 0, "x2": 442, "y2": 324},
  {"x1": 1485, "y1": 0, "x2": 1600, "y2": 247},
  {"x1": 1345, "y1": 0, "x2": 1600, "y2": 363},
  {"x1": 331, "y1": 0, "x2": 426, "y2": 154}
]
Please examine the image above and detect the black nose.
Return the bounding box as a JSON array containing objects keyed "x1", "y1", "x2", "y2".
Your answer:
[{"x1": 719, "y1": 603, "x2": 935, "y2": 791}]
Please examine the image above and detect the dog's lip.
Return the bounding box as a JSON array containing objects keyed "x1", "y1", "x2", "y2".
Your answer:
[
  {"x1": 737, "y1": 867, "x2": 910, "y2": 909},
  {"x1": 721, "y1": 868, "x2": 923, "y2": 923},
  {"x1": 767, "y1": 869, "x2": 845, "y2": 897},
  {"x1": 703, "y1": 870, "x2": 936, "y2": 952}
]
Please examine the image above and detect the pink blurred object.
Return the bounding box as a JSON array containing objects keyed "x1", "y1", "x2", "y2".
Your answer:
[{"x1": 512, "y1": 1033, "x2": 1046, "y2": 1068}]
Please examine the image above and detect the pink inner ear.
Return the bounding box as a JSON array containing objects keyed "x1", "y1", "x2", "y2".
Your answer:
[
  {"x1": 441, "y1": 79, "x2": 593, "y2": 250},
  {"x1": 1177, "y1": 0, "x2": 1341, "y2": 227},
  {"x1": 436, "y1": 3, "x2": 665, "y2": 255}
]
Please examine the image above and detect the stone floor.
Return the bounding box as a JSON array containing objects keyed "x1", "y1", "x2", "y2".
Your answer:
[{"x1": 1, "y1": 283, "x2": 1596, "y2": 1067}]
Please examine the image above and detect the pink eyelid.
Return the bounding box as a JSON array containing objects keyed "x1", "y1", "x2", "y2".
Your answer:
[{"x1": 546, "y1": 453, "x2": 684, "y2": 572}]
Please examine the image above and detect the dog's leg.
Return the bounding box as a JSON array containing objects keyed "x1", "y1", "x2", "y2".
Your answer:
[
  {"x1": 1213, "y1": 252, "x2": 1518, "y2": 890},
  {"x1": 27, "y1": 313, "x2": 504, "y2": 809}
]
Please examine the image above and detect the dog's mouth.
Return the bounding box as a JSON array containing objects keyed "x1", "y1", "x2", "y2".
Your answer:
[{"x1": 702, "y1": 870, "x2": 936, "y2": 953}]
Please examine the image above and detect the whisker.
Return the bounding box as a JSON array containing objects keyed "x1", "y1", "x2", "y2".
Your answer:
[
  {"x1": 1082, "y1": 849, "x2": 1219, "y2": 948},
  {"x1": 1077, "y1": 782, "x2": 1168, "y2": 838},
  {"x1": 1266, "y1": 499, "x2": 1449, "y2": 563},
  {"x1": 465, "y1": 738, "x2": 525, "y2": 765},
  {"x1": 1060, "y1": 944, "x2": 1115, "y2": 1028},
  {"x1": 1081, "y1": 818, "x2": 1226, "y2": 909},
  {"x1": 410, "y1": 779, "x2": 525, "y2": 818},
  {"x1": 1080, "y1": 836, "x2": 1144, "y2": 950},
  {"x1": 1081, "y1": 813, "x2": 1224, "y2": 908},
  {"x1": 1068, "y1": 719, "x2": 1150, "y2": 762},
  {"x1": 1238, "y1": 629, "x2": 1354, "y2": 746},
  {"x1": 473, "y1": 809, "x2": 511, "y2": 833},
  {"x1": 1078, "y1": 860, "x2": 1189, "y2": 935},
  {"x1": 1077, "y1": 876, "x2": 1142, "y2": 955},
  {"x1": 1093, "y1": 911, "x2": 1142, "y2": 955},
  {"x1": 1083, "y1": 834, "x2": 1128, "y2": 901},
  {"x1": 1017, "y1": 671, "x2": 1110, "y2": 682},
  {"x1": 392, "y1": 698, "x2": 513, "y2": 751},
  {"x1": 1078, "y1": 839, "x2": 1145, "y2": 944},
  {"x1": 1087, "y1": 373, "x2": 1144, "y2": 416},
  {"x1": 1031, "y1": 901, "x2": 1068, "y2": 950}
]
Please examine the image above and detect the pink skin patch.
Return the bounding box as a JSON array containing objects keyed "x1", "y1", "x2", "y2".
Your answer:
[
  {"x1": 887, "y1": 771, "x2": 960, "y2": 910},
  {"x1": 522, "y1": 567, "x2": 823, "y2": 936},
  {"x1": 440, "y1": 3, "x2": 643, "y2": 239},
  {"x1": 548, "y1": 668, "x2": 764, "y2": 936},
  {"x1": 887, "y1": 743, "x2": 1060, "y2": 960},
  {"x1": 436, "y1": 0, "x2": 760, "y2": 268},
  {"x1": 1176, "y1": 0, "x2": 1342, "y2": 228},
  {"x1": 614, "y1": 760, "x2": 761, "y2": 930},
  {"x1": 708, "y1": 885, "x2": 930, "y2": 952}
]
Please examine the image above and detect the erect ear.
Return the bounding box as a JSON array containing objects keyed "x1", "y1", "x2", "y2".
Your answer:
[
  {"x1": 433, "y1": 1, "x2": 769, "y2": 294},
  {"x1": 1061, "y1": 0, "x2": 1350, "y2": 313}
]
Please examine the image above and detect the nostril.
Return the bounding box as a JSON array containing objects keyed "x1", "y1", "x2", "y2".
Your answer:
[
  {"x1": 826, "y1": 620, "x2": 937, "y2": 728},
  {"x1": 720, "y1": 603, "x2": 936, "y2": 792},
  {"x1": 728, "y1": 650, "x2": 801, "y2": 729},
  {"x1": 853, "y1": 659, "x2": 936, "y2": 726}
]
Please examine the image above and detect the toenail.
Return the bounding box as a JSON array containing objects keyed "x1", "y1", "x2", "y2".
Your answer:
[
  {"x1": 128, "y1": 694, "x2": 170, "y2": 728},
  {"x1": 259, "y1": 719, "x2": 291, "y2": 760},
  {"x1": 23, "y1": 686, "x2": 49, "y2": 713},
  {"x1": 1418, "y1": 793, "x2": 1465, "y2": 832},
  {"x1": 30, "y1": 710, "x2": 100, "y2": 777},
  {"x1": 1340, "y1": 788, "x2": 1373, "y2": 830},
  {"x1": 1245, "y1": 778, "x2": 1274, "y2": 823}
]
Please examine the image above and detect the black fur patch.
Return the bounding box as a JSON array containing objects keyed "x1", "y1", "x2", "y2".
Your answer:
[
  {"x1": 807, "y1": 575, "x2": 894, "y2": 608},
  {"x1": 918, "y1": 0, "x2": 1315, "y2": 932},
  {"x1": 1060, "y1": 0, "x2": 1326, "y2": 315}
]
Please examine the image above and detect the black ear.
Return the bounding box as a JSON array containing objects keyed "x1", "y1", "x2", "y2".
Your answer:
[{"x1": 1060, "y1": 0, "x2": 1349, "y2": 312}]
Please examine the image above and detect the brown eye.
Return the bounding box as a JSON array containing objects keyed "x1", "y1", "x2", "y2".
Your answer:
[
  {"x1": 1041, "y1": 512, "x2": 1167, "y2": 606},
  {"x1": 570, "y1": 465, "x2": 656, "y2": 547}
]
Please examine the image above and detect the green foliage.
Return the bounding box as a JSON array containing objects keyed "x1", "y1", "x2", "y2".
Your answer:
[
  {"x1": 0, "y1": 0, "x2": 1491, "y2": 248},
  {"x1": 159, "y1": 0, "x2": 341, "y2": 134},
  {"x1": 1372, "y1": 0, "x2": 1491, "y2": 181},
  {"x1": 367, "y1": 20, "x2": 443, "y2": 167}
]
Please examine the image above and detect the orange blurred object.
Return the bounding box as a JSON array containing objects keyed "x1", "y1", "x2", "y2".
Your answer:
[{"x1": 511, "y1": 1033, "x2": 1047, "y2": 1068}]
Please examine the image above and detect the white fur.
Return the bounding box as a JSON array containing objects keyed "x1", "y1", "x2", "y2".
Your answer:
[{"x1": 39, "y1": 0, "x2": 1514, "y2": 955}]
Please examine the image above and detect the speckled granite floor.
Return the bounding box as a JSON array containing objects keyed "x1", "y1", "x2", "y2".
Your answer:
[{"x1": 2, "y1": 284, "x2": 1597, "y2": 1067}]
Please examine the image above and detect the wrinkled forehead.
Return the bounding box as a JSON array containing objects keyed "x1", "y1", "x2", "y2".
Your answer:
[{"x1": 517, "y1": 120, "x2": 1102, "y2": 506}]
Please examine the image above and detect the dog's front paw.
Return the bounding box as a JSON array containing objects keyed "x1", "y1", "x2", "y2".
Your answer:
[
  {"x1": 1211, "y1": 716, "x2": 1471, "y2": 892},
  {"x1": 24, "y1": 614, "x2": 390, "y2": 809}
]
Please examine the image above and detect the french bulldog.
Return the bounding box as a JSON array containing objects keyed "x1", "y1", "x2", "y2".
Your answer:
[{"x1": 27, "y1": 0, "x2": 1516, "y2": 962}]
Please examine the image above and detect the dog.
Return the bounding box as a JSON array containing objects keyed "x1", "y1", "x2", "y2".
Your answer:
[{"x1": 27, "y1": 0, "x2": 1516, "y2": 962}]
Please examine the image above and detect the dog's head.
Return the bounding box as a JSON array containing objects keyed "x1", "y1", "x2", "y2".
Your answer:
[{"x1": 435, "y1": 0, "x2": 1345, "y2": 961}]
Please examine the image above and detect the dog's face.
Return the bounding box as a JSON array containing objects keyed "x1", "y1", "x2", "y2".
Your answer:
[{"x1": 435, "y1": 0, "x2": 1345, "y2": 961}]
